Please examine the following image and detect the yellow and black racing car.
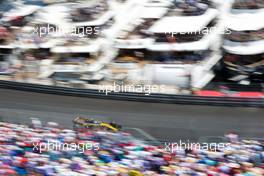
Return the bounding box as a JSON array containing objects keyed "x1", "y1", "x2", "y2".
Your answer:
[{"x1": 73, "y1": 116, "x2": 122, "y2": 132}]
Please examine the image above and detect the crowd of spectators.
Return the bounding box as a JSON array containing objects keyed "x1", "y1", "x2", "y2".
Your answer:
[
  {"x1": 225, "y1": 29, "x2": 264, "y2": 42},
  {"x1": 167, "y1": 0, "x2": 210, "y2": 16},
  {"x1": 155, "y1": 32, "x2": 204, "y2": 43},
  {"x1": 147, "y1": 50, "x2": 211, "y2": 63},
  {"x1": 0, "y1": 121, "x2": 263, "y2": 175},
  {"x1": 71, "y1": 0, "x2": 109, "y2": 22},
  {"x1": 114, "y1": 50, "x2": 211, "y2": 65},
  {"x1": 232, "y1": 0, "x2": 264, "y2": 10}
]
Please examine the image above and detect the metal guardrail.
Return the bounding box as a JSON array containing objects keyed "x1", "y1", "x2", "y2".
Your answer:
[{"x1": 0, "y1": 80, "x2": 262, "y2": 107}]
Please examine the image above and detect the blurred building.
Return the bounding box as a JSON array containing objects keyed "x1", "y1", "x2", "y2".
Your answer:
[
  {"x1": 222, "y1": 0, "x2": 264, "y2": 84},
  {"x1": 0, "y1": 0, "x2": 263, "y2": 92}
]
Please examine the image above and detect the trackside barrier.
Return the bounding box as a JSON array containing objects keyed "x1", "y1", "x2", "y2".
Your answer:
[{"x1": 0, "y1": 80, "x2": 262, "y2": 108}]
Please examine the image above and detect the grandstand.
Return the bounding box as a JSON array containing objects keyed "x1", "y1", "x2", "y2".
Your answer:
[{"x1": 0, "y1": 120, "x2": 263, "y2": 175}]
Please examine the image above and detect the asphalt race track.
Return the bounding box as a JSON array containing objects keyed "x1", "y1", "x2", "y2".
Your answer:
[{"x1": 0, "y1": 88, "x2": 263, "y2": 142}]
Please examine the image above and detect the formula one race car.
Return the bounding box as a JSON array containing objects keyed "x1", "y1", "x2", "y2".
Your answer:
[{"x1": 73, "y1": 116, "x2": 122, "y2": 132}]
